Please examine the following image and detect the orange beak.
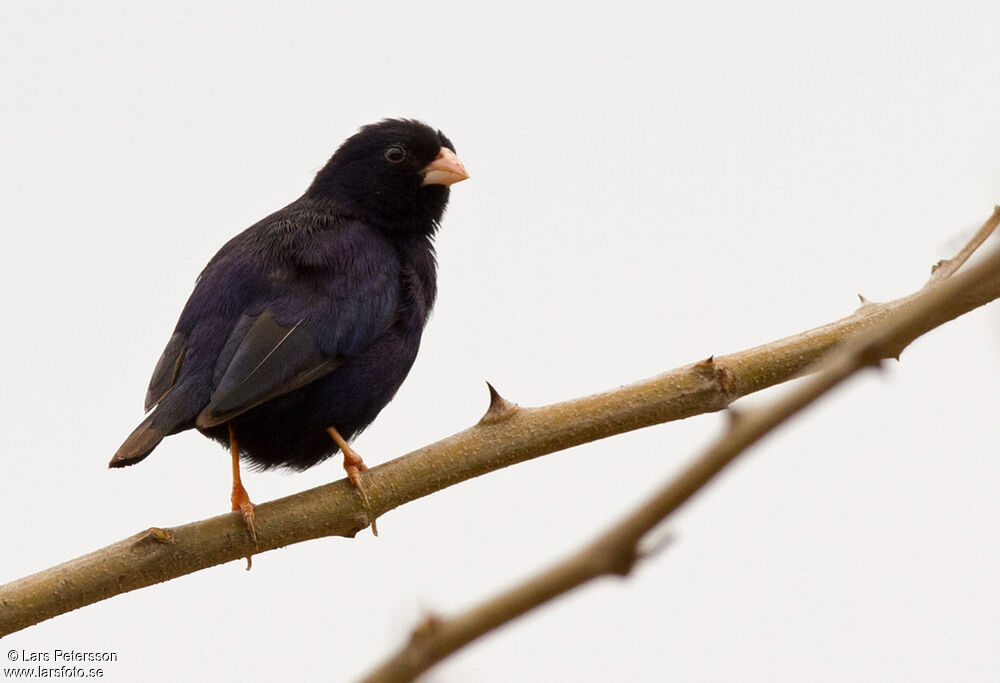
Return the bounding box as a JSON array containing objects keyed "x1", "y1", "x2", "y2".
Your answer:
[{"x1": 421, "y1": 147, "x2": 469, "y2": 187}]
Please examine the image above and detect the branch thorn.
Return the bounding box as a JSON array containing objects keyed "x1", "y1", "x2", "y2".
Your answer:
[
  {"x1": 410, "y1": 610, "x2": 444, "y2": 642},
  {"x1": 480, "y1": 381, "x2": 518, "y2": 424}
]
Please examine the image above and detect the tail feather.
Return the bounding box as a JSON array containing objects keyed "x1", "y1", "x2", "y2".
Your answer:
[{"x1": 109, "y1": 417, "x2": 164, "y2": 468}]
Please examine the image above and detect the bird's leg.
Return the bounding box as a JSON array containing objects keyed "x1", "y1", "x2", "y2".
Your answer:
[
  {"x1": 229, "y1": 424, "x2": 258, "y2": 546},
  {"x1": 326, "y1": 426, "x2": 377, "y2": 536}
]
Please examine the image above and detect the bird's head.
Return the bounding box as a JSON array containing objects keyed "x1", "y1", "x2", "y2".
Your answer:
[{"x1": 307, "y1": 119, "x2": 468, "y2": 234}]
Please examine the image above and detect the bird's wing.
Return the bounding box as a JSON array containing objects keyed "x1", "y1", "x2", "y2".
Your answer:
[
  {"x1": 194, "y1": 228, "x2": 401, "y2": 429},
  {"x1": 142, "y1": 215, "x2": 400, "y2": 429},
  {"x1": 144, "y1": 332, "x2": 188, "y2": 411},
  {"x1": 194, "y1": 310, "x2": 343, "y2": 428}
]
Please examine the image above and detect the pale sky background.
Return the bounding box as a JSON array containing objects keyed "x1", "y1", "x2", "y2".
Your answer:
[{"x1": 3, "y1": 3, "x2": 1000, "y2": 682}]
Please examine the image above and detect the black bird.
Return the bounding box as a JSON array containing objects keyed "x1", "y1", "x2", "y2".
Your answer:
[{"x1": 111, "y1": 119, "x2": 468, "y2": 539}]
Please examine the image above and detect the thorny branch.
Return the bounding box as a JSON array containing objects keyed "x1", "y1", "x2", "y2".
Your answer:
[{"x1": 1, "y1": 208, "x2": 998, "y2": 642}]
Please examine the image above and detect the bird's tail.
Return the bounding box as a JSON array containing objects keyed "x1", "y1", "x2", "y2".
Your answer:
[{"x1": 109, "y1": 415, "x2": 164, "y2": 467}]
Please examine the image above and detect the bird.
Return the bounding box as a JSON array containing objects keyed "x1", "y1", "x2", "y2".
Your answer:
[{"x1": 110, "y1": 119, "x2": 468, "y2": 541}]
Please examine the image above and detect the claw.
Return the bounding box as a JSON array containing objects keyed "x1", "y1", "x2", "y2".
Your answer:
[{"x1": 232, "y1": 492, "x2": 258, "y2": 545}]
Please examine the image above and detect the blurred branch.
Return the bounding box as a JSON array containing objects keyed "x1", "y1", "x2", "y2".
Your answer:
[
  {"x1": 360, "y1": 206, "x2": 1000, "y2": 682},
  {"x1": 2, "y1": 208, "x2": 999, "y2": 639}
]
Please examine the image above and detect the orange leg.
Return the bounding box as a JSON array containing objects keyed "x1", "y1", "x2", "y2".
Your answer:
[
  {"x1": 229, "y1": 424, "x2": 257, "y2": 545},
  {"x1": 327, "y1": 426, "x2": 377, "y2": 536}
]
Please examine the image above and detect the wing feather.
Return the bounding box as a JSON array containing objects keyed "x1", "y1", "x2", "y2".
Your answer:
[
  {"x1": 195, "y1": 310, "x2": 342, "y2": 428},
  {"x1": 144, "y1": 332, "x2": 188, "y2": 411}
]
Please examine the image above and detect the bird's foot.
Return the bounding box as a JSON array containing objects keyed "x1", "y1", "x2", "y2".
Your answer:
[
  {"x1": 342, "y1": 447, "x2": 369, "y2": 496},
  {"x1": 327, "y1": 427, "x2": 378, "y2": 536},
  {"x1": 344, "y1": 449, "x2": 378, "y2": 536},
  {"x1": 228, "y1": 424, "x2": 258, "y2": 560},
  {"x1": 231, "y1": 482, "x2": 258, "y2": 546}
]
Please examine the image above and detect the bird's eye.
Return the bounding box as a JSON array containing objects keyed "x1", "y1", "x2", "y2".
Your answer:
[{"x1": 384, "y1": 145, "x2": 407, "y2": 163}]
